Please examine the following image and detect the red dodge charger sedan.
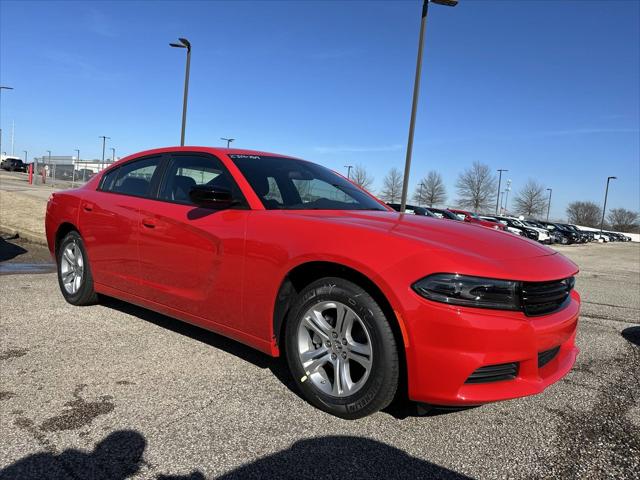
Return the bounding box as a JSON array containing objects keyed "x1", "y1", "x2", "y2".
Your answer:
[{"x1": 46, "y1": 147, "x2": 580, "y2": 419}]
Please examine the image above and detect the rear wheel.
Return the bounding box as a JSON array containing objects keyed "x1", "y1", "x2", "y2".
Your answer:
[
  {"x1": 285, "y1": 277, "x2": 399, "y2": 419},
  {"x1": 57, "y1": 231, "x2": 98, "y2": 306}
]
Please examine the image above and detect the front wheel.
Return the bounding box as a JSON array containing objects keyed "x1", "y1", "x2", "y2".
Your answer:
[
  {"x1": 57, "y1": 231, "x2": 98, "y2": 306},
  {"x1": 285, "y1": 277, "x2": 399, "y2": 419}
]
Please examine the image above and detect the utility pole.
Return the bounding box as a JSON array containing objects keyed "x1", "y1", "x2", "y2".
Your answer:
[
  {"x1": 496, "y1": 169, "x2": 508, "y2": 214},
  {"x1": 344, "y1": 165, "x2": 353, "y2": 180},
  {"x1": 99, "y1": 136, "x2": 110, "y2": 171},
  {"x1": 599, "y1": 176, "x2": 617, "y2": 235}
]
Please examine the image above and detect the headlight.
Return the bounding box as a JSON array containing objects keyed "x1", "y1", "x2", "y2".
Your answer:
[{"x1": 412, "y1": 273, "x2": 520, "y2": 310}]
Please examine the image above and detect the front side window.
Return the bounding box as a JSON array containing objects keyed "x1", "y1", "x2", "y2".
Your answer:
[
  {"x1": 229, "y1": 155, "x2": 386, "y2": 211},
  {"x1": 159, "y1": 154, "x2": 241, "y2": 205},
  {"x1": 101, "y1": 156, "x2": 161, "y2": 198}
]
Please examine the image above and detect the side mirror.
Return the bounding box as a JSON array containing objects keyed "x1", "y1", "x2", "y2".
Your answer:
[{"x1": 189, "y1": 185, "x2": 234, "y2": 208}]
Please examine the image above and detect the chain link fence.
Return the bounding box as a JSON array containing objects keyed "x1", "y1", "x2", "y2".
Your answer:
[{"x1": 30, "y1": 157, "x2": 115, "y2": 189}]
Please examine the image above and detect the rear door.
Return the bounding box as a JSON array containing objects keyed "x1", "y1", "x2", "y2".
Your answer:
[
  {"x1": 79, "y1": 155, "x2": 163, "y2": 296},
  {"x1": 136, "y1": 152, "x2": 249, "y2": 328}
]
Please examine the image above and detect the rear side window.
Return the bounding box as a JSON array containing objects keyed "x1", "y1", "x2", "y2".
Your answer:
[{"x1": 100, "y1": 156, "x2": 161, "y2": 198}]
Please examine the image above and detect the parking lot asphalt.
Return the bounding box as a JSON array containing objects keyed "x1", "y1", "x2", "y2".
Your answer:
[{"x1": 0, "y1": 241, "x2": 638, "y2": 479}]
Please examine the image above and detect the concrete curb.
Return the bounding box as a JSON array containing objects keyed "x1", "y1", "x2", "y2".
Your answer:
[{"x1": 0, "y1": 224, "x2": 47, "y2": 246}]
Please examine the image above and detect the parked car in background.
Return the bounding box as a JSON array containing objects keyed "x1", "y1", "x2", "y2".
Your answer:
[
  {"x1": 561, "y1": 224, "x2": 588, "y2": 243},
  {"x1": 494, "y1": 216, "x2": 540, "y2": 241},
  {"x1": 480, "y1": 216, "x2": 524, "y2": 236},
  {"x1": 1, "y1": 157, "x2": 27, "y2": 172},
  {"x1": 45, "y1": 146, "x2": 581, "y2": 419},
  {"x1": 387, "y1": 203, "x2": 436, "y2": 217},
  {"x1": 448, "y1": 209, "x2": 507, "y2": 231},
  {"x1": 425, "y1": 207, "x2": 462, "y2": 221},
  {"x1": 75, "y1": 168, "x2": 95, "y2": 181},
  {"x1": 542, "y1": 222, "x2": 582, "y2": 244},
  {"x1": 519, "y1": 220, "x2": 552, "y2": 244}
]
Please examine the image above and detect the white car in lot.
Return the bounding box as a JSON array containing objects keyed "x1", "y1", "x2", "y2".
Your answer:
[
  {"x1": 479, "y1": 216, "x2": 524, "y2": 236},
  {"x1": 512, "y1": 218, "x2": 551, "y2": 244}
]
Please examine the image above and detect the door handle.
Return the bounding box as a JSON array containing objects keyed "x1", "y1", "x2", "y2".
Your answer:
[
  {"x1": 142, "y1": 218, "x2": 156, "y2": 229},
  {"x1": 83, "y1": 203, "x2": 94, "y2": 212}
]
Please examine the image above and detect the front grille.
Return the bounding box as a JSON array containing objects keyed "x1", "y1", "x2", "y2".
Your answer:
[
  {"x1": 465, "y1": 362, "x2": 519, "y2": 384},
  {"x1": 521, "y1": 277, "x2": 574, "y2": 316},
  {"x1": 538, "y1": 346, "x2": 560, "y2": 368}
]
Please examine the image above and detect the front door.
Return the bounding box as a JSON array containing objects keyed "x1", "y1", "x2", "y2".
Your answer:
[{"x1": 136, "y1": 152, "x2": 248, "y2": 328}]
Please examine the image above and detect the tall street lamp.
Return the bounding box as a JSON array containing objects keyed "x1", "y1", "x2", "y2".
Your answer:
[
  {"x1": 170, "y1": 37, "x2": 192, "y2": 146},
  {"x1": 495, "y1": 169, "x2": 508, "y2": 214},
  {"x1": 0, "y1": 86, "x2": 13, "y2": 156},
  {"x1": 110, "y1": 147, "x2": 116, "y2": 163},
  {"x1": 503, "y1": 179, "x2": 512, "y2": 214},
  {"x1": 400, "y1": 0, "x2": 458, "y2": 213},
  {"x1": 99, "y1": 136, "x2": 110, "y2": 171},
  {"x1": 221, "y1": 137, "x2": 234, "y2": 148},
  {"x1": 344, "y1": 165, "x2": 354, "y2": 180},
  {"x1": 546, "y1": 188, "x2": 552, "y2": 221},
  {"x1": 599, "y1": 176, "x2": 617, "y2": 234}
]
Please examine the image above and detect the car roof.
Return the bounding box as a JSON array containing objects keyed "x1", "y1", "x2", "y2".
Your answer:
[{"x1": 117, "y1": 146, "x2": 300, "y2": 163}]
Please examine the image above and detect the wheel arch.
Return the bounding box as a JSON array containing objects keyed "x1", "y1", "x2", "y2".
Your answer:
[
  {"x1": 272, "y1": 260, "x2": 409, "y2": 396},
  {"x1": 54, "y1": 222, "x2": 80, "y2": 257}
]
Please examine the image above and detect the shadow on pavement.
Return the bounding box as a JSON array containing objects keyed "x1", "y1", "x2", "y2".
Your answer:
[
  {"x1": 622, "y1": 326, "x2": 640, "y2": 347},
  {"x1": 0, "y1": 430, "x2": 145, "y2": 480},
  {"x1": 0, "y1": 236, "x2": 27, "y2": 262},
  {"x1": 0, "y1": 431, "x2": 473, "y2": 480}
]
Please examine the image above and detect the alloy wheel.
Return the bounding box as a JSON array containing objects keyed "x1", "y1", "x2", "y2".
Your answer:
[
  {"x1": 296, "y1": 301, "x2": 373, "y2": 397},
  {"x1": 60, "y1": 241, "x2": 84, "y2": 294}
]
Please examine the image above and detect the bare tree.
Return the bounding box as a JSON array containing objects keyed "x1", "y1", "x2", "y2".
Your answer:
[
  {"x1": 379, "y1": 167, "x2": 403, "y2": 203},
  {"x1": 455, "y1": 161, "x2": 497, "y2": 212},
  {"x1": 512, "y1": 179, "x2": 547, "y2": 217},
  {"x1": 413, "y1": 170, "x2": 447, "y2": 207},
  {"x1": 566, "y1": 201, "x2": 601, "y2": 227},
  {"x1": 351, "y1": 164, "x2": 374, "y2": 191},
  {"x1": 607, "y1": 208, "x2": 639, "y2": 232}
]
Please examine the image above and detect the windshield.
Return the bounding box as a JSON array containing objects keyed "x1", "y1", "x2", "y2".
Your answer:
[{"x1": 229, "y1": 155, "x2": 386, "y2": 211}]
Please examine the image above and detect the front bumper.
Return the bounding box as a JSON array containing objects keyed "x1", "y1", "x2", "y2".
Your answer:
[{"x1": 404, "y1": 290, "x2": 580, "y2": 406}]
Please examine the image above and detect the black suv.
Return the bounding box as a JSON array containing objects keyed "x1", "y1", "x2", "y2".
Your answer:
[{"x1": 1, "y1": 158, "x2": 27, "y2": 172}]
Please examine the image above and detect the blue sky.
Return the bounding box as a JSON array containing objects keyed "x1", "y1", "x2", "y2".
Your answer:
[{"x1": 1, "y1": 0, "x2": 638, "y2": 219}]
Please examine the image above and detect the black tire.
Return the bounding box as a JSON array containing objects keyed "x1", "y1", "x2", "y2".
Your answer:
[
  {"x1": 56, "y1": 231, "x2": 98, "y2": 306},
  {"x1": 285, "y1": 277, "x2": 399, "y2": 419}
]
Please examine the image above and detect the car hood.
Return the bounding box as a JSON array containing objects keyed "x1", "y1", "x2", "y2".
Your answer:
[{"x1": 290, "y1": 211, "x2": 557, "y2": 261}]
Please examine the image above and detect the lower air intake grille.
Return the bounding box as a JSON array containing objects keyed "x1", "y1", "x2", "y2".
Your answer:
[
  {"x1": 538, "y1": 346, "x2": 560, "y2": 368},
  {"x1": 521, "y1": 277, "x2": 575, "y2": 316},
  {"x1": 465, "y1": 362, "x2": 519, "y2": 384}
]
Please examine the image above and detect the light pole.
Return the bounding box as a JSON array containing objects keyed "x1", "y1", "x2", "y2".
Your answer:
[
  {"x1": 599, "y1": 176, "x2": 617, "y2": 235},
  {"x1": 344, "y1": 165, "x2": 354, "y2": 180},
  {"x1": 495, "y1": 169, "x2": 508, "y2": 214},
  {"x1": 110, "y1": 147, "x2": 116, "y2": 163},
  {"x1": 99, "y1": 136, "x2": 110, "y2": 171},
  {"x1": 221, "y1": 137, "x2": 234, "y2": 148},
  {"x1": 418, "y1": 182, "x2": 426, "y2": 206},
  {"x1": 46, "y1": 150, "x2": 53, "y2": 185},
  {"x1": 400, "y1": 0, "x2": 458, "y2": 213},
  {"x1": 545, "y1": 188, "x2": 552, "y2": 221},
  {"x1": 170, "y1": 37, "x2": 191, "y2": 146},
  {"x1": 72, "y1": 148, "x2": 80, "y2": 187},
  {"x1": 502, "y1": 179, "x2": 511, "y2": 214},
  {"x1": 0, "y1": 86, "x2": 13, "y2": 156}
]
